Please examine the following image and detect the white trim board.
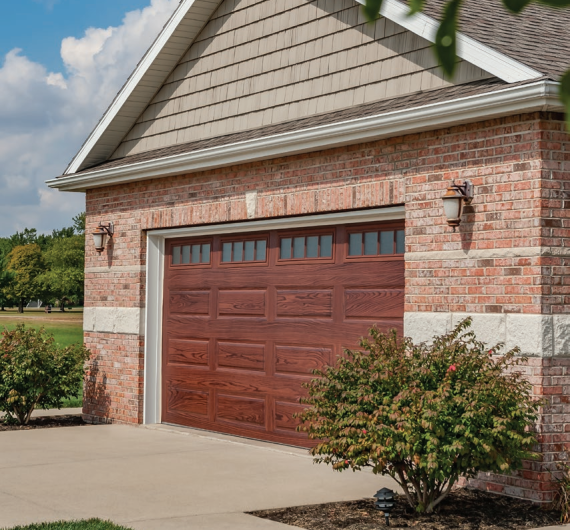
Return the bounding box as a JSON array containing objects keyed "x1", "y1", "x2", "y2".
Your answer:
[
  {"x1": 368, "y1": 0, "x2": 542, "y2": 83},
  {"x1": 61, "y1": 0, "x2": 543, "y2": 180},
  {"x1": 142, "y1": 206, "x2": 405, "y2": 424},
  {"x1": 47, "y1": 80, "x2": 562, "y2": 193}
]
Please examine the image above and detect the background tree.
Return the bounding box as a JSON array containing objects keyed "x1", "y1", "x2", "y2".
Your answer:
[
  {"x1": 5, "y1": 244, "x2": 46, "y2": 313},
  {"x1": 36, "y1": 235, "x2": 85, "y2": 311},
  {"x1": 362, "y1": 0, "x2": 570, "y2": 121}
]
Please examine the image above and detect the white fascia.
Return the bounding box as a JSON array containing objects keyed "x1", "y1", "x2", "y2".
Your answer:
[
  {"x1": 362, "y1": 0, "x2": 543, "y2": 83},
  {"x1": 47, "y1": 80, "x2": 561, "y2": 193},
  {"x1": 143, "y1": 206, "x2": 405, "y2": 425}
]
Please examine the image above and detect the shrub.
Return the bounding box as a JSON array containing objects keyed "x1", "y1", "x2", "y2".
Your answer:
[
  {"x1": 298, "y1": 318, "x2": 541, "y2": 514},
  {"x1": 0, "y1": 324, "x2": 90, "y2": 425},
  {"x1": 552, "y1": 461, "x2": 570, "y2": 523}
]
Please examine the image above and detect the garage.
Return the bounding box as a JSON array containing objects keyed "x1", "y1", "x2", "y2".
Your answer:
[{"x1": 162, "y1": 221, "x2": 405, "y2": 446}]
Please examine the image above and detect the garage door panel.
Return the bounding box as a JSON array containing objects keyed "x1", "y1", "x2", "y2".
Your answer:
[
  {"x1": 275, "y1": 344, "x2": 332, "y2": 375},
  {"x1": 217, "y1": 341, "x2": 266, "y2": 371},
  {"x1": 163, "y1": 221, "x2": 404, "y2": 446},
  {"x1": 168, "y1": 290, "x2": 211, "y2": 315},
  {"x1": 344, "y1": 289, "x2": 405, "y2": 319},
  {"x1": 276, "y1": 290, "x2": 333, "y2": 317},
  {"x1": 167, "y1": 263, "x2": 404, "y2": 289},
  {"x1": 167, "y1": 338, "x2": 210, "y2": 366},
  {"x1": 216, "y1": 394, "x2": 266, "y2": 427},
  {"x1": 167, "y1": 387, "x2": 210, "y2": 418},
  {"x1": 165, "y1": 371, "x2": 310, "y2": 402},
  {"x1": 165, "y1": 317, "x2": 403, "y2": 342},
  {"x1": 218, "y1": 289, "x2": 267, "y2": 317}
]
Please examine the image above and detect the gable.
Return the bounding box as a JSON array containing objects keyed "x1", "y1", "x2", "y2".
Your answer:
[{"x1": 110, "y1": 0, "x2": 495, "y2": 161}]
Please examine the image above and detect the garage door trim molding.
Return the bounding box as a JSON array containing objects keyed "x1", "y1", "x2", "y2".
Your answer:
[{"x1": 143, "y1": 205, "x2": 405, "y2": 425}]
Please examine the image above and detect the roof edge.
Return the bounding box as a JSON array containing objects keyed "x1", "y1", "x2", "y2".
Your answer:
[
  {"x1": 65, "y1": 0, "x2": 207, "y2": 176},
  {"x1": 47, "y1": 80, "x2": 561, "y2": 193},
  {"x1": 367, "y1": 0, "x2": 543, "y2": 83}
]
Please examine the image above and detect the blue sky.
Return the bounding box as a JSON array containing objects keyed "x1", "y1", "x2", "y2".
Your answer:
[
  {"x1": 0, "y1": 0, "x2": 179, "y2": 236},
  {"x1": 2, "y1": 1, "x2": 149, "y2": 74}
]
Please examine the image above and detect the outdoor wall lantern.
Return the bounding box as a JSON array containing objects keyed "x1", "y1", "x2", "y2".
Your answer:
[
  {"x1": 92, "y1": 222, "x2": 114, "y2": 253},
  {"x1": 442, "y1": 180, "x2": 474, "y2": 230}
]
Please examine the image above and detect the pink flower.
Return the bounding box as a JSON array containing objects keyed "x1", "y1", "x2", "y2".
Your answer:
[
  {"x1": 362, "y1": 429, "x2": 367, "y2": 434},
  {"x1": 345, "y1": 460, "x2": 350, "y2": 464},
  {"x1": 448, "y1": 364, "x2": 457, "y2": 372}
]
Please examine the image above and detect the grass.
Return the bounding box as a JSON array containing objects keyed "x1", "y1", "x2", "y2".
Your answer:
[
  {"x1": 4, "y1": 520, "x2": 132, "y2": 530},
  {"x1": 0, "y1": 308, "x2": 84, "y2": 408}
]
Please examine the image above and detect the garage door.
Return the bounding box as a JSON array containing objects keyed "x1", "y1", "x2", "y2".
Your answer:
[{"x1": 162, "y1": 221, "x2": 405, "y2": 446}]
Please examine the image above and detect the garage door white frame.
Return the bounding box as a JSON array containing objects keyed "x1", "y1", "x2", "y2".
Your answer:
[{"x1": 143, "y1": 205, "x2": 405, "y2": 424}]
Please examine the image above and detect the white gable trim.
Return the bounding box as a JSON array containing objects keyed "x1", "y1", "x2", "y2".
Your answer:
[
  {"x1": 47, "y1": 80, "x2": 561, "y2": 193},
  {"x1": 370, "y1": 0, "x2": 542, "y2": 83},
  {"x1": 64, "y1": 0, "x2": 543, "y2": 178},
  {"x1": 66, "y1": 0, "x2": 219, "y2": 175}
]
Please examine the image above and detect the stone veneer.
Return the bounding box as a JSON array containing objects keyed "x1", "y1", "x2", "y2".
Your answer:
[{"x1": 84, "y1": 111, "x2": 570, "y2": 501}]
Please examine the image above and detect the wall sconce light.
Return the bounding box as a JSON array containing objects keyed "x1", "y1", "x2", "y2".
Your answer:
[
  {"x1": 92, "y1": 222, "x2": 114, "y2": 253},
  {"x1": 442, "y1": 180, "x2": 474, "y2": 230}
]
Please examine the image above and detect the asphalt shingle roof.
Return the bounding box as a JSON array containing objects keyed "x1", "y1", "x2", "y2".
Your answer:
[{"x1": 424, "y1": 0, "x2": 570, "y2": 79}]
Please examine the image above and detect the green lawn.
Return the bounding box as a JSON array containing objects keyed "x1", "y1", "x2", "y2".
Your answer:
[
  {"x1": 0, "y1": 309, "x2": 84, "y2": 408},
  {"x1": 4, "y1": 520, "x2": 131, "y2": 530}
]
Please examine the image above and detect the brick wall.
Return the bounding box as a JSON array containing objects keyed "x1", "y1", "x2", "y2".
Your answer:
[{"x1": 84, "y1": 110, "x2": 570, "y2": 501}]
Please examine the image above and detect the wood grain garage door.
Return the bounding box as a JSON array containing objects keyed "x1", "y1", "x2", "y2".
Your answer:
[{"x1": 162, "y1": 221, "x2": 405, "y2": 446}]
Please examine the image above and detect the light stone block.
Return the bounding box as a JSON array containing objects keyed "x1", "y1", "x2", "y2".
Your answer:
[
  {"x1": 404, "y1": 312, "x2": 451, "y2": 343},
  {"x1": 554, "y1": 315, "x2": 570, "y2": 356},
  {"x1": 246, "y1": 191, "x2": 258, "y2": 219},
  {"x1": 451, "y1": 312, "x2": 506, "y2": 346},
  {"x1": 83, "y1": 307, "x2": 145, "y2": 336},
  {"x1": 505, "y1": 314, "x2": 553, "y2": 357}
]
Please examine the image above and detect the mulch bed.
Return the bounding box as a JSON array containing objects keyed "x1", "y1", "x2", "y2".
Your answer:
[
  {"x1": 250, "y1": 488, "x2": 561, "y2": 529},
  {"x1": 0, "y1": 415, "x2": 87, "y2": 431}
]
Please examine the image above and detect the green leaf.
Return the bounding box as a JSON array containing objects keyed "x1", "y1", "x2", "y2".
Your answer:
[
  {"x1": 362, "y1": 0, "x2": 383, "y2": 22},
  {"x1": 434, "y1": 0, "x2": 463, "y2": 77},
  {"x1": 537, "y1": 0, "x2": 570, "y2": 6},
  {"x1": 501, "y1": 0, "x2": 533, "y2": 12},
  {"x1": 408, "y1": 0, "x2": 425, "y2": 15}
]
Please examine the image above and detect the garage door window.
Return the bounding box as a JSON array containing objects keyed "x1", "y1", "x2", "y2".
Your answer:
[
  {"x1": 279, "y1": 233, "x2": 333, "y2": 260},
  {"x1": 221, "y1": 239, "x2": 267, "y2": 263},
  {"x1": 348, "y1": 229, "x2": 405, "y2": 257},
  {"x1": 172, "y1": 243, "x2": 211, "y2": 265}
]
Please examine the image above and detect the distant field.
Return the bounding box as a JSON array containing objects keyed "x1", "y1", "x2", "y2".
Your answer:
[
  {"x1": 0, "y1": 308, "x2": 85, "y2": 408},
  {"x1": 0, "y1": 308, "x2": 83, "y2": 348}
]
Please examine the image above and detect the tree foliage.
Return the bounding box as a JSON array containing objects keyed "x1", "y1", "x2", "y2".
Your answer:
[
  {"x1": 298, "y1": 319, "x2": 541, "y2": 514},
  {"x1": 361, "y1": 0, "x2": 570, "y2": 123},
  {"x1": 0, "y1": 324, "x2": 90, "y2": 425},
  {"x1": 5, "y1": 244, "x2": 46, "y2": 312},
  {"x1": 35, "y1": 235, "x2": 85, "y2": 310},
  {"x1": 0, "y1": 213, "x2": 86, "y2": 311}
]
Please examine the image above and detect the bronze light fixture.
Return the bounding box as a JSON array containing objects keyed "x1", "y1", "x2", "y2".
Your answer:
[
  {"x1": 92, "y1": 222, "x2": 114, "y2": 253},
  {"x1": 442, "y1": 180, "x2": 474, "y2": 230}
]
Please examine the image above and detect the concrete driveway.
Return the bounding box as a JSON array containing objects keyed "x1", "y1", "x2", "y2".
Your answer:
[{"x1": 0, "y1": 423, "x2": 395, "y2": 529}]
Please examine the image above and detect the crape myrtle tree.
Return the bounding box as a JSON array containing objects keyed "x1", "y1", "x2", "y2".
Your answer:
[
  {"x1": 361, "y1": 0, "x2": 570, "y2": 122},
  {"x1": 298, "y1": 319, "x2": 541, "y2": 514}
]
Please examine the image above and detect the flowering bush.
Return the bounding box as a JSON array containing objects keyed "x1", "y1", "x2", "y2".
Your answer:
[
  {"x1": 298, "y1": 318, "x2": 541, "y2": 513},
  {"x1": 0, "y1": 324, "x2": 90, "y2": 425}
]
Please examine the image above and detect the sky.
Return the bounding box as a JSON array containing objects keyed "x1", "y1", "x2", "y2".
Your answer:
[{"x1": 0, "y1": 0, "x2": 180, "y2": 237}]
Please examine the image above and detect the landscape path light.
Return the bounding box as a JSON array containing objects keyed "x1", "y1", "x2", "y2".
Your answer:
[
  {"x1": 92, "y1": 222, "x2": 114, "y2": 254},
  {"x1": 441, "y1": 180, "x2": 474, "y2": 230},
  {"x1": 374, "y1": 487, "x2": 395, "y2": 526}
]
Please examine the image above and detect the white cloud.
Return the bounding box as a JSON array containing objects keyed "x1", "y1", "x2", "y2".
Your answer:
[{"x1": 0, "y1": 0, "x2": 179, "y2": 236}]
